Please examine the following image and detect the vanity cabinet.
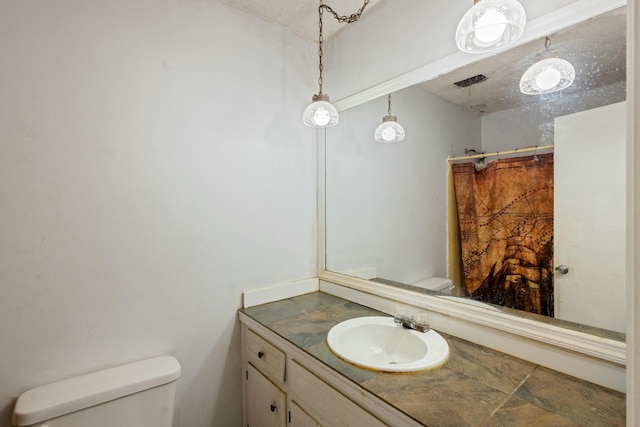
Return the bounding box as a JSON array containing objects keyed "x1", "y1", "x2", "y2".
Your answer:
[{"x1": 240, "y1": 317, "x2": 414, "y2": 427}]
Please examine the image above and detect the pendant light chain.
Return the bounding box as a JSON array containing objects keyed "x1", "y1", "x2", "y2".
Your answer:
[
  {"x1": 316, "y1": 0, "x2": 371, "y2": 94},
  {"x1": 303, "y1": 0, "x2": 371, "y2": 128},
  {"x1": 321, "y1": 0, "x2": 371, "y2": 24},
  {"x1": 387, "y1": 94, "x2": 392, "y2": 115},
  {"x1": 318, "y1": 1, "x2": 324, "y2": 94}
]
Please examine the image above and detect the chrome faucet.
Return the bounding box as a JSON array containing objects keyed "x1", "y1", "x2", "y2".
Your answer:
[{"x1": 394, "y1": 310, "x2": 430, "y2": 333}]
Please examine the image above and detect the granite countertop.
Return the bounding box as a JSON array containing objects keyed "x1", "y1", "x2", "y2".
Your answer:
[{"x1": 240, "y1": 292, "x2": 625, "y2": 427}]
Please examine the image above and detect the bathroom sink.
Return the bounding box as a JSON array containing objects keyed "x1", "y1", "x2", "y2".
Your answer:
[{"x1": 327, "y1": 316, "x2": 449, "y2": 372}]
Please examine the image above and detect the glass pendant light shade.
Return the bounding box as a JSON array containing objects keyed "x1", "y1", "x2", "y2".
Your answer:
[
  {"x1": 520, "y1": 57, "x2": 575, "y2": 95},
  {"x1": 303, "y1": 93, "x2": 339, "y2": 128},
  {"x1": 374, "y1": 116, "x2": 405, "y2": 143},
  {"x1": 456, "y1": 0, "x2": 526, "y2": 53},
  {"x1": 374, "y1": 94, "x2": 405, "y2": 143}
]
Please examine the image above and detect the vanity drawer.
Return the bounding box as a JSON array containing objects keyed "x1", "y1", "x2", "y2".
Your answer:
[
  {"x1": 289, "y1": 360, "x2": 388, "y2": 427},
  {"x1": 246, "y1": 328, "x2": 286, "y2": 385}
]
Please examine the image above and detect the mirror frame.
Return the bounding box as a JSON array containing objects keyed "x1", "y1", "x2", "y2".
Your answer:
[
  {"x1": 316, "y1": 0, "x2": 636, "y2": 395},
  {"x1": 627, "y1": 1, "x2": 639, "y2": 423}
]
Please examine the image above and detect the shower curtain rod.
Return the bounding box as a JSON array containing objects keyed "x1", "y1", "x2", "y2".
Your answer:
[{"x1": 447, "y1": 144, "x2": 554, "y2": 162}]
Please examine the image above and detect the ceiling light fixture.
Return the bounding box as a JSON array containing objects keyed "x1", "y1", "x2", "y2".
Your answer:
[
  {"x1": 374, "y1": 94, "x2": 405, "y2": 143},
  {"x1": 520, "y1": 36, "x2": 575, "y2": 95},
  {"x1": 303, "y1": 0, "x2": 371, "y2": 128},
  {"x1": 456, "y1": 0, "x2": 526, "y2": 53}
]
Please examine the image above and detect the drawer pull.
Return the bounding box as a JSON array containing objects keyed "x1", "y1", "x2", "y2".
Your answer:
[
  {"x1": 270, "y1": 404, "x2": 277, "y2": 412},
  {"x1": 258, "y1": 351, "x2": 264, "y2": 359}
]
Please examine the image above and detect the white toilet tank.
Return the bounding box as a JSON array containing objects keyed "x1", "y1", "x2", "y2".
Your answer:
[
  {"x1": 412, "y1": 277, "x2": 454, "y2": 293},
  {"x1": 12, "y1": 356, "x2": 181, "y2": 427}
]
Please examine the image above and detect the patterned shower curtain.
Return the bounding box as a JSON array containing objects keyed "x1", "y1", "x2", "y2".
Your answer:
[{"x1": 451, "y1": 153, "x2": 554, "y2": 316}]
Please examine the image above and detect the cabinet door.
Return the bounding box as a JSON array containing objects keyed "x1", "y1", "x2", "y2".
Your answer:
[
  {"x1": 246, "y1": 363, "x2": 286, "y2": 427},
  {"x1": 288, "y1": 399, "x2": 320, "y2": 427}
]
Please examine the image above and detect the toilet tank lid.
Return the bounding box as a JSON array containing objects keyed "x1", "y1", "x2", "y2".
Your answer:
[
  {"x1": 412, "y1": 277, "x2": 453, "y2": 291},
  {"x1": 13, "y1": 356, "x2": 181, "y2": 426}
]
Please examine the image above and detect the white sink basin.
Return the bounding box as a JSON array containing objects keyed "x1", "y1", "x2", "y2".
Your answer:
[{"x1": 327, "y1": 316, "x2": 449, "y2": 372}]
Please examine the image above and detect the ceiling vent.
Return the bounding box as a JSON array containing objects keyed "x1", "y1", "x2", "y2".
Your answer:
[{"x1": 454, "y1": 74, "x2": 489, "y2": 88}]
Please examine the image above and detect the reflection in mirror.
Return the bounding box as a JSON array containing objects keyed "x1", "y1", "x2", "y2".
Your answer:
[{"x1": 325, "y1": 7, "x2": 626, "y2": 339}]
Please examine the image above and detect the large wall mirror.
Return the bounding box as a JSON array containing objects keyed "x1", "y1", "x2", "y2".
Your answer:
[{"x1": 325, "y1": 6, "x2": 627, "y2": 342}]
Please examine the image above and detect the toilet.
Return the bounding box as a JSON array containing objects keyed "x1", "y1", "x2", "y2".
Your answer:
[
  {"x1": 12, "y1": 356, "x2": 181, "y2": 427},
  {"x1": 412, "y1": 277, "x2": 454, "y2": 294}
]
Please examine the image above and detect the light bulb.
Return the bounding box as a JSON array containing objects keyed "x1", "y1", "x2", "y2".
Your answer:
[
  {"x1": 313, "y1": 107, "x2": 331, "y2": 127},
  {"x1": 474, "y1": 8, "x2": 508, "y2": 43},
  {"x1": 381, "y1": 126, "x2": 397, "y2": 142},
  {"x1": 534, "y1": 67, "x2": 562, "y2": 91}
]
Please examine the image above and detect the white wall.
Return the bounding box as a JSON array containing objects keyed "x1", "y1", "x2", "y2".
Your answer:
[
  {"x1": 481, "y1": 104, "x2": 555, "y2": 152},
  {"x1": 0, "y1": 1, "x2": 316, "y2": 426},
  {"x1": 481, "y1": 81, "x2": 627, "y2": 152},
  {"x1": 325, "y1": 86, "x2": 480, "y2": 284}
]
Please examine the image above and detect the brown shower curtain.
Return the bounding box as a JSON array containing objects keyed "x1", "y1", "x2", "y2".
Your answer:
[{"x1": 451, "y1": 153, "x2": 554, "y2": 316}]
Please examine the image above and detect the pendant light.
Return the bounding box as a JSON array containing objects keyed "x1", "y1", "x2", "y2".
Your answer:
[
  {"x1": 456, "y1": 0, "x2": 526, "y2": 53},
  {"x1": 303, "y1": 0, "x2": 371, "y2": 128},
  {"x1": 374, "y1": 94, "x2": 405, "y2": 143},
  {"x1": 520, "y1": 37, "x2": 575, "y2": 95},
  {"x1": 302, "y1": 1, "x2": 338, "y2": 128}
]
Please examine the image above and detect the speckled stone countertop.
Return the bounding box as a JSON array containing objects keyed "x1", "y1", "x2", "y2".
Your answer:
[{"x1": 240, "y1": 292, "x2": 625, "y2": 427}]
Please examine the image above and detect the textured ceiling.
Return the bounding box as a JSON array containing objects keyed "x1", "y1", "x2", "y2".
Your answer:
[
  {"x1": 224, "y1": 0, "x2": 384, "y2": 41},
  {"x1": 418, "y1": 8, "x2": 627, "y2": 114}
]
